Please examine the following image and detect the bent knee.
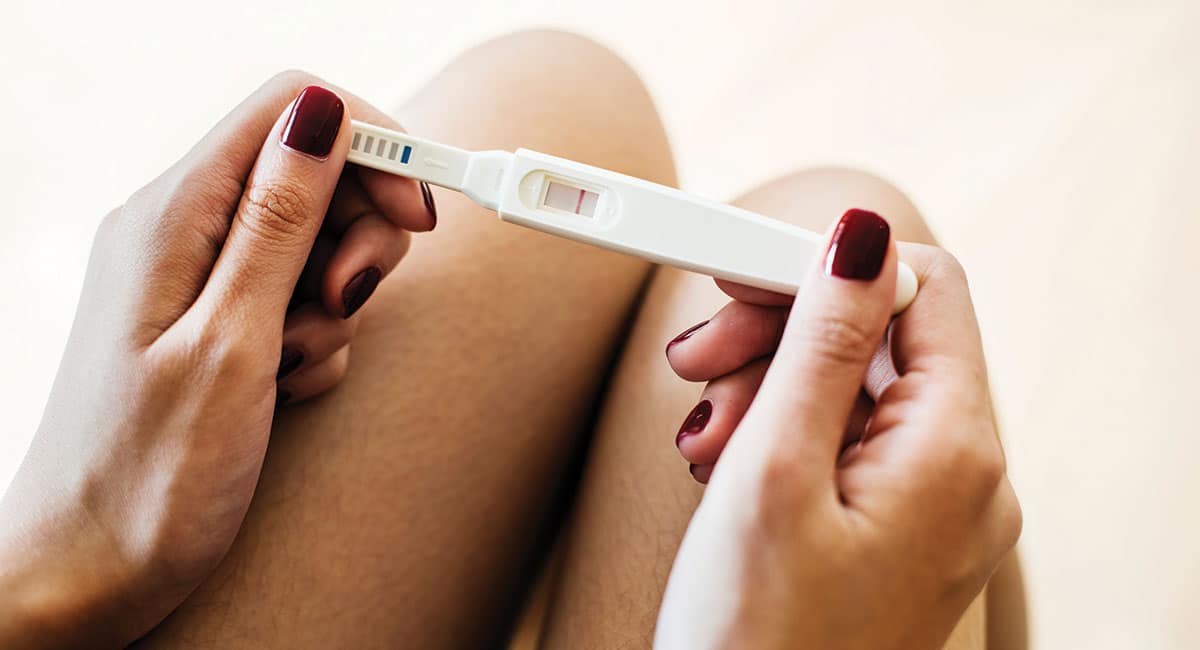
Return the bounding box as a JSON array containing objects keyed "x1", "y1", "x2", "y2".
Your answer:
[
  {"x1": 417, "y1": 29, "x2": 675, "y2": 185},
  {"x1": 735, "y1": 167, "x2": 936, "y2": 244}
]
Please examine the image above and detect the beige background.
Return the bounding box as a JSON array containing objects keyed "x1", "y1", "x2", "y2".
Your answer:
[{"x1": 3, "y1": 0, "x2": 1198, "y2": 647}]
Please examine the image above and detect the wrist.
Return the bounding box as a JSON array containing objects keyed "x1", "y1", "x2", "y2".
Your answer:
[{"x1": 0, "y1": 473, "x2": 148, "y2": 648}]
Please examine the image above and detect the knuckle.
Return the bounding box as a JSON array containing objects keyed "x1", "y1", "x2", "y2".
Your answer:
[
  {"x1": 970, "y1": 438, "x2": 1007, "y2": 493},
  {"x1": 268, "y1": 69, "x2": 318, "y2": 93},
  {"x1": 930, "y1": 248, "x2": 968, "y2": 285},
  {"x1": 940, "y1": 424, "x2": 1006, "y2": 497},
  {"x1": 749, "y1": 447, "x2": 822, "y2": 532},
  {"x1": 996, "y1": 482, "x2": 1024, "y2": 549},
  {"x1": 239, "y1": 181, "x2": 313, "y2": 241},
  {"x1": 187, "y1": 317, "x2": 263, "y2": 385},
  {"x1": 96, "y1": 205, "x2": 126, "y2": 241},
  {"x1": 802, "y1": 313, "x2": 878, "y2": 367},
  {"x1": 330, "y1": 353, "x2": 350, "y2": 383}
]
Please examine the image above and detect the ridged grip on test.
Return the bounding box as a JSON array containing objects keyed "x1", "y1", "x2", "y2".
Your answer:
[{"x1": 346, "y1": 120, "x2": 472, "y2": 190}]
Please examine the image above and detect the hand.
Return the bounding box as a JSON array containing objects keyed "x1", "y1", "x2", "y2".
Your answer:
[
  {"x1": 0, "y1": 72, "x2": 435, "y2": 648},
  {"x1": 657, "y1": 210, "x2": 1021, "y2": 649}
]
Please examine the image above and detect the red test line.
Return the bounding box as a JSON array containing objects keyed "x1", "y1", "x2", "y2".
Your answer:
[{"x1": 575, "y1": 189, "x2": 586, "y2": 214}]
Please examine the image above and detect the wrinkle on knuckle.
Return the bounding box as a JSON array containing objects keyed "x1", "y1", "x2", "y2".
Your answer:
[
  {"x1": 239, "y1": 181, "x2": 312, "y2": 241},
  {"x1": 802, "y1": 313, "x2": 877, "y2": 368}
]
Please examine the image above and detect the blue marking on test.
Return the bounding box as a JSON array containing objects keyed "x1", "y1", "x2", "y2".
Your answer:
[{"x1": 400, "y1": 145, "x2": 412, "y2": 164}]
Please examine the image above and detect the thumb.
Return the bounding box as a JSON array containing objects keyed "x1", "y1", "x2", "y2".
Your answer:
[
  {"x1": 196, "y1": 85, "x2": 348, "y2": 333},
  {"x1": 742, "y1": 209, "x2": 900, "y2": 476}
]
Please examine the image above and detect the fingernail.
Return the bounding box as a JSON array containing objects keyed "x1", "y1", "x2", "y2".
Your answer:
[
  {"x1": 666, "y1": 320, "x2": 709, "y2": 353},
  {"x1": 276, "y1": 390, "x2": 292, "y2": 407},
  {"x1": 420, "y1": 182, "x2": 437, "y2": 228},
  {"x1": 281, "y1": 86, "x2": 344, "y2": 158},
  {"x1": 342, "y1": 266, "x2": 382, "y2": 318},
  {"x1": 825, "y1": 208, "x2": 890, "y2": 280},
  {"x1": 277, "y1": 347, "x2": 304, "y2": 380},
  {"x1": 676, "y1": 399, "x2": 713, "y2": 446}
]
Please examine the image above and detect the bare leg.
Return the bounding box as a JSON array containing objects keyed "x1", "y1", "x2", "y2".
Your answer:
[
  {"x1": 538, "y1": 168, "x2": 1005, "y2": 649},
  {"x1": 137, "y1": 30, "x2": 673, "y2": 649}
]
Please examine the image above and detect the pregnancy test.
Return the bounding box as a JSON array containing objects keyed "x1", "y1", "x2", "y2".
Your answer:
[{"x1": 346, "y1": 120, "x2": 917, "y2": 312}]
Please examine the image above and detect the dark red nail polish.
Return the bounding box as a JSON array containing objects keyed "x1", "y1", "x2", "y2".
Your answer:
[
  {"x1": 420, "y1": 182, "x2": 437, "y2": 228},
  {"x1": 342, "y1": 266, "x2": 382, "y2": 318},
  {"x1": 278, "y1": 347, "x2": 303, "y2": 380},
  {"x1": 825, "y1": 209, "x2": 890, "y2": 280},
  {"x1": 666, "y1": 320, "x2": 709, "y2": 353},
  {"x1": 276, "y1": 390, "x2": 292, "y2": 407},
  {"x1": 281, "y1": 86, "x2": 344, "y2": 158},
  {"x1": 676, "y1": 399, "x2": 713, "y2": 446}
]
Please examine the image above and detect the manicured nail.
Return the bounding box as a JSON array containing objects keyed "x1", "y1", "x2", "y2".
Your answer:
[
  {"x1": 276, "y1": 390, "x2": 292, "y2": 407},
  {"x1": 825, "y1": 208, "x2": 890, "y2": 280},
  {"x1": 277, "y1": 347, "x2": 304, "y2": 380},
  {"x1": 281, "y1": 86, "x2": 344, "y2": 158},
  {"x1": 342, "y1": 266, "x2": 382, "y2": 318},
  {"x1": 676, "y1": 399, "x2": 713, "y2": 446},
  {"x1": 666, "y1": 320, "x2": 709, "y2": 353},
  {"x1": 420, "y1": 182, "x2": 437, "y2": 228}
]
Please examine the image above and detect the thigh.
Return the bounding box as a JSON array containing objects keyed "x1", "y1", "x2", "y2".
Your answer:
[
  {"x1": 539, "y1": 168, "x2": 989, "y2": 649},
  {"x1": 137, "y1": 31, "x2": 675, "y2": 649}
]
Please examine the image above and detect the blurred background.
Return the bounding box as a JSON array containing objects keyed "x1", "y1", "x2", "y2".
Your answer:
[{"x1": 2, "y1": 0, "x2": 1198, "y2": 647}]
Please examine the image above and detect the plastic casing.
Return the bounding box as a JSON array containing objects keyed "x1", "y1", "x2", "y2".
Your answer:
[
  {"x1": 346, "y1": 121, "x2": 918, "y2": 313},
  {"x1": 497, "y1": 149, "x2": 917, "y2": 313}
]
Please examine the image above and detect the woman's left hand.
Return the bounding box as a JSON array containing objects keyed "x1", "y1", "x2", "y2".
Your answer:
[
  {"x1": 0, "y1": 72, "x2": 434, "y2": 648},
  {"x1": 657, "y1": 216, "x2": 1020, "y2": 648}
]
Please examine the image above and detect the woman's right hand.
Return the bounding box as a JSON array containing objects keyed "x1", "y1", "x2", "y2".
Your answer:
[
  {"x1": 0, "y1": 73, "x2": 433, "y2": 649},
  {"x1": 658, "y1": 210, "x2": 1021, "y2": 649}
]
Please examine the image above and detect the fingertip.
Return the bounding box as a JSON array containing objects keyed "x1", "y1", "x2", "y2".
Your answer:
[
  {"x1": 689, "y1": 463, "x2": 713, "y2": 484},
  {"x1": 357, "y1": 167, "x2": 437, "y2": 232},
  {"x1": 714, "y1": 278, "x2": 794, "y2": 306},
  {"x1": 279, "y1": 85, "x2": 347, "y2": 161}
]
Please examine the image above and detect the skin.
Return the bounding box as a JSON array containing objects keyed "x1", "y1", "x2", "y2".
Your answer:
[
  {"x1": 0, "y1": 73, "x2": 434, "y2": 648},
  {"x1": 0, "y1": 30, "x2": 1023, "y2": 650},
  {"x1": 655, "y1": 240, "x2": 1022, "y2": 648}
]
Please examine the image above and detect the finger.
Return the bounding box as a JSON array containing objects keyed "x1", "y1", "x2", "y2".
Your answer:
[
  {"x1": 713, "y1": 278, "x2": 795, "y2": 307},
  {"x1": 326, "y1": 170, "x2": 434, "y2": 235},
  {"x1": 889, "y1": 243, "x2": 987, "y2": 380},
  {"x1": 278, "y1": 304, "x2": 359, "y2": 380},
  {"x1": 321, "y1": 180, "x2": 413, "y2": 318},
  {"x1": 675, "y1": 358, "x2": 771, "y2": 466},
  {"x1": 839, "y1": 245, "x2": 997, "y2": 508},
  {"x1": 156, "y1": 71, "x2": 417, "y2": 237},
  {"x1": 666, "y1": 302, "x2": 788, "y2": 382},
  {"x1": 676, "y1": 361, "x2": 875, "y2": 468},
  {"x1": 276, "y1": 345, "x2": 351, "y2": 407},
  {"x1": 196, "y1": 85, "x2": 348, "y2": 332},
  {"x1": 689, "y1": 463, "x2": 714, "y2": 484},
  {"x1": 291, "y1": 230, "x2": 340, "y2": 308},
  {"x1": 740, "y1": 209, "x2": 899, "y2": 475},
  {"x1": 325, "y1": 214, "x2": 412, "y2": 318},
  {"x1": 358, "y1": 170, "x2": 437, "y2": 232}
]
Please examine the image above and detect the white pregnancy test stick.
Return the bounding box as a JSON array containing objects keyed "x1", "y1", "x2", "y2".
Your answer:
[{"x1": 346, "y1": 120, "x2": 917, "y2": 312}]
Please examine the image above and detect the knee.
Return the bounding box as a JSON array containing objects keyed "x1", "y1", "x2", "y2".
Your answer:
[
  {"x1": 436, "y1": 30, "x2": 676, "y2": 184},
  {"x1": 740, "y1": 167, "x2": 936, "y2": 245},
  {"x1": 464, "y1": 30, "x2": 646, "y2": 106}
]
